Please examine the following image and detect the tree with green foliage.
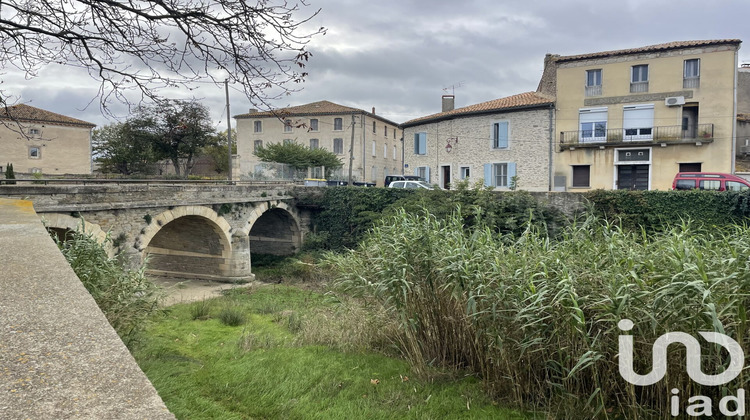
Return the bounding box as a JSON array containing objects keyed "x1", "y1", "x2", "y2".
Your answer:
[
  {"x1": 128, "y1": 100, "x2": 218, "y2": 178},
  {"x1": 255, "y1": 141, "x2": 342, "y2": 177},
  {"x1": 93, "y1": 123, "x2": 159, "y2": 175},
  {"x1": 202, "y1": 129, "x2": 237, "y2": 175},
  {"x1": 4, "y1": 163, "x2": 15, "y2": 184}
]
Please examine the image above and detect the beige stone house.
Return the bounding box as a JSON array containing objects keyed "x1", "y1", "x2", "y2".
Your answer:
[
  {"x1": 401, "y1": 93, "x2": 555, "y2": 191},
  {"x1": 546, "y1": 39, "x2": 741, "y2": 191},
  {"x1": 0, "y1": 104, "x2": 95, "y2": 176},
  {"x1": 235, "y1": 100, "x2": 402, "y2": 186}
]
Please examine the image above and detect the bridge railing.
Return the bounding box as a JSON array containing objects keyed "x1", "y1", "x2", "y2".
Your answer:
[{"x1": 0, "y1": 179, "x2": 303, "y2": 186}]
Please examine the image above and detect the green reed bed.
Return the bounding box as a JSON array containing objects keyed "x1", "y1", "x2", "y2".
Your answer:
[{"x1": 326, "y1": 209, "x2": 750, "y2": 418}]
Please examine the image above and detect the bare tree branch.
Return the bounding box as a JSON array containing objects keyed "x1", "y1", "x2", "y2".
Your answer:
[{"x1": 0, "y1": 0, "x2": 326, "y2": 116}]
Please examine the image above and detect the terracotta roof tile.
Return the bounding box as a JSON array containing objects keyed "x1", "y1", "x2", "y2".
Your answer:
[
  {"x1": 402, "y1": 92, "x2": 554, "y2": 127},
  {"x1": 555, "y1": 39, "x2": 741, "y2": 63},
  {"x1": 234, "y1": 100, "x2": 400, "y2": 126},
  {"x1": 0, "y1": 104, "x2": 96, "y2": 128}
]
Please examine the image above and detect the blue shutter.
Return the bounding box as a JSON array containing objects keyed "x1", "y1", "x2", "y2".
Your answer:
[
  {"x1": 508, "y1": 163, "x2": 516, "y2": 185},
  {"x1": 425, "y1": 167, "x2": 431, "y2": 183},
  {"x1": 418, "y1": 133, "x2": 426, "y2": 155},
  {"x1": 497, "y1": 122, "x2": 509, "y2": 148},
  {"x1": 483, "y1": 163, "x2": 492, "y2": 187},
  {"x1": 414, "y1": 168, "x2": 419, "y2": 176}
]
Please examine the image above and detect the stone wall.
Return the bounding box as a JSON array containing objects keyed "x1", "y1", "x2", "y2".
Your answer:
[
  {"x1": 0, "y1": 198, "x2": 174, "y2": 419},
  {"x1": 403, "y1": 107, "x2": 554, "y2": 191}
]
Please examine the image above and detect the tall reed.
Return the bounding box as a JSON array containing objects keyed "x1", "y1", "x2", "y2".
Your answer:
[{"x1": 327, "y1": 209, "x2": 750, "y2": 418}]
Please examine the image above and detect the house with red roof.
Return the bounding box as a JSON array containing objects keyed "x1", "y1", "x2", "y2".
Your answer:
[
  {"x1": 401, "y1": 92, "x2": 555, "y2": 191},
  {"x1": 0, "y1": 104, "x2": 95, "y2": 176},
  {"x1": 234, "y1": 101, "x2": 403, "y2": 185}
]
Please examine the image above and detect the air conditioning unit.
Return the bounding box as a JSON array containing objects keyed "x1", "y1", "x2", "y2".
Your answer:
[{"x1": 665, "y1": 96, "x2": 686, "y2": 106}]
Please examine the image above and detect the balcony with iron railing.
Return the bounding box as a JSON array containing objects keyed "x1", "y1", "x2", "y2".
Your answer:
[{"x1": 559, "y1": 123, "x2": 714, "y2": 150}]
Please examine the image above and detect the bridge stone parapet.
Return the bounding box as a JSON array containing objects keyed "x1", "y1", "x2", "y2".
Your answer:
[{"x1": 0, "y1": 184, "x2": 309, "y2": 281}]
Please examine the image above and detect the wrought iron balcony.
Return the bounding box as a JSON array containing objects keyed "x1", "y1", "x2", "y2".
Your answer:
[{"x1": 560, "y1": 123, "x2": 714, "y2": 150}]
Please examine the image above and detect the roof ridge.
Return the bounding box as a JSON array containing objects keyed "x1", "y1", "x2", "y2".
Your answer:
[
  {"x1": 555, "y1": 39, "x2": 742, "y2": 63},
  {"x1": 0, "y1": 103, "x2": 96, "y2": 127}
]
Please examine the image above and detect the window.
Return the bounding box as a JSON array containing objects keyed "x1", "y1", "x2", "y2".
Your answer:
[
  {"x1": 310, "y1": 119, "x2": 319, "y2": 131},
  {"x1": 414, "y1": 132, "x2": 426, "y2": 155},
  {"x1": 460, "y1": 166, "x2": 470, "y2": 180},
  {"x1": 415, "y1": 166, "x2": 430, "y2": 183},
  {"x1": 253, "y1": 121, "x2": 262, "y2": 133},
  {"x1": 675, "y1": 179, "x2": 695, "y2": 190},
  {"x1": 579, "y1": 108, "x2": 608, "y2": 143},
  {"x1": 28, "y1": 128, "x2": 40, "y2": 136},
  {"x1": 700, "y1": 180, "x2": 721, "y2": 190},
  {"x1": 727, "y1": 181, "x2": 749, "y2": 191},
  {"x1": 393, "y1": 145, "x2": 397, "y2": 160},
  {"x1": 623, "y1": 104, "x2": 654, "y2": 140},
  {"x1": 383, "y1": 144, "x2": 387, "y2": 158},
  {"x1": 631, "y1": 65, "x2": 649, "y2": 93},
  {"x1": 283, "y1": 139, "x2": 293, "y2": 145},
  {"x1": 585, "y1": 69, "x2": 602, "y2": 96},
  {"x1": 333, "y1": 138, "x2": 344, "y2": 154},
  {"x1": 253, "y1": 140, "x2": 263, "y2": 152},
  {"x1": 372, "y1": 121, "x2": 376, "y2": 133},
  {"x1": 372, "y1": 140, "x2": 376, "y2": 156},
  {"x1": 393, "y1": 128, "x2": 396, "y2": 139},
  {"x1": 310, "y1": 138, "x2": 319, "y2": 150},
  {"x1": 371, "y1": 166, "x2": 378, "y2": 182},
  {"x1": 684, "y1": 59, "x2": 700, "y2": 88},
  {"x1": 679, "y1": 162, "x2": 701, "y2": 173},
  {"x1": 334, "y1": 118, "x2": 343, "y2": 131},
  {"x1": 572, "y1": 165, "x2": 590, "y2": 188},
  {"x1": 284, "y1": 119, "x2": 293, "y2": 132},
  {"x1": 491, "y1": 121, "x2": 509, "y2": 149},
  {"x1": 483, "y1": 162, "x2": 516, "y2": 188},
  {"x1": 29, "y1": 146, "x2": 40, "y2": 158},
  {"x1": 30, "y1": 167, "x2": 42, "y2": 174},
  {"x1": 384, "y1": 126, "x2": 387, "y2": 137}
]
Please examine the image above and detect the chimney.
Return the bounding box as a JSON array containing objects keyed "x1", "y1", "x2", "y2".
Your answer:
[
  {"x1": 442, "y1": 95, "x2": 455, "y2": 112},
  {"x1": 372, "y1": 107, "x2": 376, "y2": 114},
  {"x1": 248, "y1": 108, "x2": 257, "y2": 113}
]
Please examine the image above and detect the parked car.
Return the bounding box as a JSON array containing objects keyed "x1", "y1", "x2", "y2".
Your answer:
[
  {"x1": 388, "y1": 180, "x2": 434, "y2": 190},
  {"x1": 672, "y1": 172, "x2": 750, "y2": 191},
  {"x1": 384, "y1": 175, "x2": 423, "y2": 186}
]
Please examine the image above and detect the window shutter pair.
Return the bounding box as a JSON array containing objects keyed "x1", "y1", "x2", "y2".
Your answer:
[
  {"x1": 483, "y1": 163, "x2": 516, "y2": 187},
  {"x1": 414, "y1": 167, "x2": 431, "y2": 183},
  {"x1": 492, "y1": 122, "x2": 509, "y2": 149}
]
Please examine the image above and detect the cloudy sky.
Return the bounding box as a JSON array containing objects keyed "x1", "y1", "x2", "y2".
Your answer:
[{"x1": 3, "y1": 0, "x2": 750, "y2": 129}]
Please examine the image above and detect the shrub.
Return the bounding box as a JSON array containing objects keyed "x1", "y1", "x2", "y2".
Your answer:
[
  {"x1": 190, "y1": 300, "x2": 213, "y2": 320},
  {"x1": 56, "y1": 229, "x2": 161, "y2": 345}
]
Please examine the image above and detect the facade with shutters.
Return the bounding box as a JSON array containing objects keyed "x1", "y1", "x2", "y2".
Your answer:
[
  {"x1": 548, "y1": 39, "x2": 741, "y2": 191},
  {"x1": 0, "y1": 104, "x2": 95, "y2": 176},
  {"x1": 235, "y1": 100, "x2": 402, "y2": 186},
  {"x1": 401, "y1": 93, "x2": 554, "y2": 191}
]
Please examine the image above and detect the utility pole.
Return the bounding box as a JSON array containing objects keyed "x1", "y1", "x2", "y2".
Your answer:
[
  {"x1": 225, "y1": 79, "x2": 232, "y2": 182},
  {"x1": 348, "y1": 113, "x2": 355, "y2": 185}
]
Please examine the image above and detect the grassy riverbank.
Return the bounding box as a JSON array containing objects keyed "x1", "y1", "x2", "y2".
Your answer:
[{"x1": 132, "y1": 285, "x2": 531, "y2": 419}]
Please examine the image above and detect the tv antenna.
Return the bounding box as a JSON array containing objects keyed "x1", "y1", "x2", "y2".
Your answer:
[{"x1": 442, "y1": 81, "x2": 464, "y2": 95}]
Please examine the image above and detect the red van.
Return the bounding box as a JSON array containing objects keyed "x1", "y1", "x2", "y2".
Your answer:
[{"x1": 672, "y1": 172, "x2": 750, "y2": 191}]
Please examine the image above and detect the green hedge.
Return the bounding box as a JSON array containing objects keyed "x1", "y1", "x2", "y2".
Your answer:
[
  {"x1": 585, "y1": 189, "x2": 750, "y2": 230},
  {"x1": 300, "y1": 184, "x2": 567, "y2": 251}
]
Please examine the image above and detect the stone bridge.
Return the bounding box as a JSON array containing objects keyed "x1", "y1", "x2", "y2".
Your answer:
[{"x1": 0, "y1": 184, "x2": 313, "y2": 281}]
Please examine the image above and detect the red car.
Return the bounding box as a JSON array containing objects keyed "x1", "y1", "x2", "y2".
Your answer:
[{"x1": 672, "y1": 172, "x2": 750, "y2": 191}]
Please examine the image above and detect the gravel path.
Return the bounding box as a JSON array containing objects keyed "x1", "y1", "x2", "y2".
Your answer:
[{"x1": 150, "y1": 277, "x2": 255, "y2": 306}]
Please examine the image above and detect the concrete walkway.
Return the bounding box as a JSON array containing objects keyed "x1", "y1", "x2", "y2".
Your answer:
[{"x1": 0, "y1": 198, "x2": 174, "y2": 419}]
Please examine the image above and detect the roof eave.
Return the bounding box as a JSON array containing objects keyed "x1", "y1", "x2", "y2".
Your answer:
[{"x1": 401, "y1": 102, "x2": 554, "y2": 128}]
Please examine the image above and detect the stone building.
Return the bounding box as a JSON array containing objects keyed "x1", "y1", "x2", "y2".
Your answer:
[
  {"x1": 235, "y1": 100, "x2": 403, "y2": 186},
  {"x1": 548, "y1": 39, "x2": 741, "y2": 190},
  {"x1": 401, "y1": 93, "x2": 555, "y2": 191},
  {"x1": 0, "y1": 104, "x2": 95, "y2": 176}
]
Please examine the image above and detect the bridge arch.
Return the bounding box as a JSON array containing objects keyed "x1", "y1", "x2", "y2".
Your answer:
[
  {"x1": 41, "y1": 213, "x2": 112, "y2": 254},
  {"x1": 239, "y1": 201, "x2": 302, "y2": 256},
  {"x1": 137, "y1": 206, "x2": 236, "y2": 280}
]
